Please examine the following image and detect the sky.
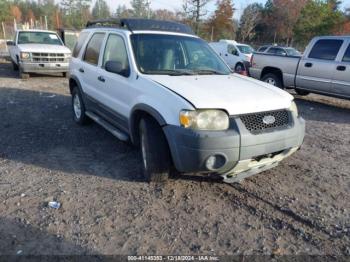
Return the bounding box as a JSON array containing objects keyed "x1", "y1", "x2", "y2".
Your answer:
[{"x1": 92, "y1": 0, "x2": 350, "y2": 20}]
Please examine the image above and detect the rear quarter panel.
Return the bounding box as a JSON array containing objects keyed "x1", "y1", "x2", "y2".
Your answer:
[{"x1": 250, "y1": 53, "x2": 301, "y2": 87}]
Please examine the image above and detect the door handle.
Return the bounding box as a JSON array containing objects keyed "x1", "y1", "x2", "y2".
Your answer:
[
  {"x1": 305, "y1": 62, "x2": 313, "y2": 68},
  {"x1": 225, "y1": 54, "x2": 228, "y2": 57},
  {"x1": 79, "y1": 68, "x2": 84, "y2": 73},
  {"x1": 98, "y1": 76, "x2": 105, "y2": 82},
  {"x1": 337, "y1": 65, "x2": 346, "y2": 71}
]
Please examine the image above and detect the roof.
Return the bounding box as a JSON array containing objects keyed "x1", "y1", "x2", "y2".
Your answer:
[
  {"x1": 16, "y1": 29, "x2": 57, "y2": 34},
  {"x1": 86, "y1": 18, "x2": 195, "y2": 36}
]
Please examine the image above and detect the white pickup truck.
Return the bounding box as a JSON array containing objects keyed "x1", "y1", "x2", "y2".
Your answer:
[
  {"x1": 250, "y1": 36, "x2": 350, "y2": 99},
  {"x1": 7, "y1": 29, "x2": 72, "y2": 79}
]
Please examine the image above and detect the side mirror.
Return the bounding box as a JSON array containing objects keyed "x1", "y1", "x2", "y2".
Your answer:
[
  {"x1": 105, "y1": 60, "x2": 130, "y2": 77},
  {"x1": 234, "y1": 51, "x2": 239, "y2": 56},
  {"x1": 6, "y1": 40, "x2": 15, "y2": 46}
]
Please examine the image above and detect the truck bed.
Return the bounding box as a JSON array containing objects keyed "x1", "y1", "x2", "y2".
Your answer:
[{"x1": 249, "y1": 53, "x2": 301, "y2": 87}]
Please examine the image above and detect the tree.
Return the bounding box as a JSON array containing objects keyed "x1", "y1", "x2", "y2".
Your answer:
[
  {"x1": 115, "y1": 4, "x2": 133, "y2": 18},
  {"x1": 131, "y1": 0, "x2": 151, "y2": 18},
  {"x1": 92, "y1": 0, "x2": 110, "y2": 19},
  {"x1": 239, "y1": 3, "x2": 263, "y2": 42},
  {"x1": 207, "y1": 0, "x2": 235, "y2": 41},
  {"x1": 183, "y1": 0, "x2": 211, "y2": 34},
  {"x1": 294, "y1": 0, "x2": 344, "y2": 46},
  {"x1": 60, "y1": 0, "x2": 92, "y2": 28},
  {"x1": 11, "y1": 5, "x2": 22, "y2": 23},
  {"x1": 0, "y1": 1, "x2": 11, "y2": 22},
  {"x1": 152, "y1": 9, "x2": 177, "y2": 20}
]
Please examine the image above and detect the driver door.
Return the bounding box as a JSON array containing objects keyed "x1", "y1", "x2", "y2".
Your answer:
[{"x1": 226, "y1": 44, "x2": 240, "y2": 68}]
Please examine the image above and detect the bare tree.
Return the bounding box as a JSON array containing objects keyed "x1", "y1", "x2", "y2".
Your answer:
[
  {"x1": 183, "y1": 0, "x2": 211, "y2": 34},
  {"x1": 239, "y1": 3, "x2": 262, "y2": 42}
]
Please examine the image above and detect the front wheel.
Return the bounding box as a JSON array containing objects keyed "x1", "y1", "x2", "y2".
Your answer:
[
  {"x1": 19, "y1": 66, "x2": 29, "y2": 79},
  {"x1": 295, "y1": 88, "x2": 310, "y2": 96},
  {"x1": 235, "y1": 63, "x2": 244, "y2": 72},
  {"x1": 139, "y1": 117, "x2": 171, "y2": 183},
  {"x1": 262, "y1": 73, "x2": 283, "y2": 88}
]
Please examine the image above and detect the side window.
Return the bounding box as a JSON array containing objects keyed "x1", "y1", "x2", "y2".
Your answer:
[
  {"x1": 267, "y1": 47, "x2": 286, "y2": 55},
  {"x1": 228, "y1": 45, "x2": 238, "y2": 55},
  {"x1": 342, "y1": 45, "x2": 350, "y2": 63},
  {"x1": 258, "y1": 46, "x2": 268, "y2": 52},
  {"x1": 308, "y1": 39, "x2": 343, "y2": 61},
  {"x1": 83, "y1": 33, "x2": 105, "y2": 65},
  {"x1": 72, "y1": 32, "x2": 89, "y2": 58},
  {"x1": 103, "y1": 34, "x2": 129, "y2": 72}
]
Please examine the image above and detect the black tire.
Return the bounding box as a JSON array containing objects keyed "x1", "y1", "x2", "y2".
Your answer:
[
  {"x1": 71, "y1": 87, "x2": 90, "y2": 125},
  {"x1": 234, "y1": 63, "x2": 244, "y2": 72},
  {"x1": 139, "y1": 117, "x2": 171, "y2": 183},
  {"x1": 262, "y1": 73, "x2": 283, "y2": 88},
  {"x1": 12, "y1": 61, "x2": 19, "y2": 71},
  {"x1": 19, "y1": 66, "x2": 29, "y2": 79},
  {"x1": 295, "y1": 88, "x2": 310, "y2": 96}
]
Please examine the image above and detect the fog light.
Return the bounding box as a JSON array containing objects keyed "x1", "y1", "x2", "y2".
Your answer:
[{"x1": 205, "y1": 154, "x2": 226, "y2": 171}]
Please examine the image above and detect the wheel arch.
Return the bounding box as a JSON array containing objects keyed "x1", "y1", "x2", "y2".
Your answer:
[
  {"x1": 261, "y1": 67, "x2": 284, "y2": 87},
  {"x1": 129, "y1": 104, "x2": 167, "y2": 146}
]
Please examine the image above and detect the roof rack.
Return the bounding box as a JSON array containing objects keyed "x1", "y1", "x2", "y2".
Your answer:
[{"x1": 86, "y1": 18, "x2": 195, "y2": 35}]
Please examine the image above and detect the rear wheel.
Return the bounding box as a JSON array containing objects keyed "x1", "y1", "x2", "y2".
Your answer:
[
  {"x1": 139, "y1": 117, "x2": 171, "y2": 183},
  {"x1": 71, "y1": 87, "x2": 90, "y2": 125},
  {"x1": 262, "y1": 73, "x2": 283, "y2": 88},
  {"x1": 295, "y1": 88, "x2": 310, "y2": 96},
  {"x1": 235, "y1": 63, "x2": 244, "y2": 72}
]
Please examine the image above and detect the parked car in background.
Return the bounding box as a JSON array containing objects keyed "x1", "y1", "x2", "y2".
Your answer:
[
  {"x1": 257, "y1": 45, "x2": 301, "y2": 57},
  {"x1": 250, "y1": 36, "x2": 350, "y2": 99},
  {"x1": 209, "y1": 40, "x2": 255, "y2": 72},
  {"x1": 69, "y1": 19, "x2": 305, "y2": 184},
  {"x1": 7, "y1": 29, "x2": 72, "y2": 79}
]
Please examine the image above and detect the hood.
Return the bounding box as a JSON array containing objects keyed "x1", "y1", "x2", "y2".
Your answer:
[
  {"x1": 18, "y1": 44, "x2": 71, "y2": 54},
  {"x1": 146, "y1": 74, "x2": 293, "y2": 115}
]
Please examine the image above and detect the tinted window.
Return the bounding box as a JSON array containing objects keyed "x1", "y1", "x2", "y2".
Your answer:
[
  {"x1": 267, "y1": 47, "x2": 286, "y2": 56},
  {"x1": 342, "y1": 45, "x2": 350, "y2": 63},
  {"x1": 103, "y1": 34, "x2": 130, "y2": 77},
  {"x1": 309, "y1": 39, "x2": 343, "y2": 60},
  {"x1": 83, "y1": 33, "x2": 105, "y2": 65},
  {"x1": 258, "y1": 46, "x2": 268, "y2": 52},
  {"x1": 72, "y1": 32, "x2": 89, "y2": 58}
]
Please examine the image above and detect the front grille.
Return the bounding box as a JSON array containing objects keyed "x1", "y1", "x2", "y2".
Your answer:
[
  {"x1": 239, "y1": 110, "x2": 292, "y2": 134},
  {"x1": 31, "y1": 53, "x2": 66, "y2": 63}
]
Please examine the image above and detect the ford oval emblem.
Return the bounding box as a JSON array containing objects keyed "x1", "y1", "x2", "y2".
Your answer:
[{"x1": 263, "y1": 115, "x2": 276, "y2": 125}]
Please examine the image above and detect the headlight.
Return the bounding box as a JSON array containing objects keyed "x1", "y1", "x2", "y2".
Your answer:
[
  {"x1": 180, "y1": 110, "x2": 229, "y2": 130},
  {"x1": 65, "y1": 53, "x2": 71, "y2": 58},
  {"x1": 20, "y1": 52, "x2": 30, "y2": 60},
  {"x1": 289, "y1": 101, "x2": 298, "y2": 116}
]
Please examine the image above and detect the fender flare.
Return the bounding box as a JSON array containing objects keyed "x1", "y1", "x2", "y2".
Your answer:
[{"x1": 129, "y1": 104, "x2": 167, "y2": 144}]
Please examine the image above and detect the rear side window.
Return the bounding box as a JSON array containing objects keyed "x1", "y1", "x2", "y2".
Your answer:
[
  {"x1": 72, "y1": 32, "x2": 89, "y2": 58},
  {"x1": 267, "y1": 47, "x2": 286, "y2": 56},
  {"x1": 83, "y1": 33, "x2": 105, "y2": 65},
  {"x1": 342, "y1": 45, "x2": 350, "y2": 62},
  {"x1": 258, "y1": 46, "x2": 268, "y2": 52},
  {"x1": 308, "y1": 39, "x2": 343, "y2": 60}
]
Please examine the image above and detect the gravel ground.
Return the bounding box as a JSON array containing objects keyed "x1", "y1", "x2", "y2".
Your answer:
[{"x1": 0, "y1": 60, "x2": 349, "y2": 256}]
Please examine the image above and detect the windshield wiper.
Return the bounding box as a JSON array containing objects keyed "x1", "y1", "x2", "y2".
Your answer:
[
  {"x1": 145, "y1": 70, "x2": 195, "y2": 76},
  {"x1": 193, "y1": 69, "x2": 226, "y2": 75}
]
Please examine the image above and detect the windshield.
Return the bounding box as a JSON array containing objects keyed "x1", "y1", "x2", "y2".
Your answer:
[
  {"x1": 18, "y1": 31, "x2": 63, "y2": 45},
  {"x1": 237, "y1": 44, "x2": 254, "y2": 54},
  {"x1": 130, "y1": 34, "x2": 231, "y2": 75},
  {"x1": 285, "y1": 48, "x2": 301, "y2": 56}
]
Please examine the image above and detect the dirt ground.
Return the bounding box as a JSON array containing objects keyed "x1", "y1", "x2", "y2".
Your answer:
[{"x1": 0, "y1": 60, "x2": 349, "y2": 256}]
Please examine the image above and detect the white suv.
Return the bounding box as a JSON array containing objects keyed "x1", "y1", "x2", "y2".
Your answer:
[{"x1": 69, "y1": 19, "x2": 305, "y2": 183}]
